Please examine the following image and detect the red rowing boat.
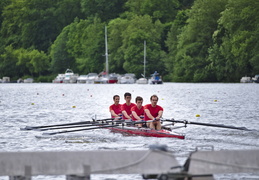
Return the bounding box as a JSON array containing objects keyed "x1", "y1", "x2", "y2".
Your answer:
[{"x1": 107, "y1": 126, "x2": 185, "y2": 139}]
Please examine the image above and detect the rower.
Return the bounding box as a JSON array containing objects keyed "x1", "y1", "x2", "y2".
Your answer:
[
  {"x1": 121, "y1": 92, "x2": 136, "y2": 120},
  {"x1": 109, "y1": 95, "x2": 122, "y2": 120},
  {"x1": 144, "y1": 95, "x2": 163, "y2": 130},
  {"x1": 131, "y1": 96, "x2": 145, "y2": 127}
]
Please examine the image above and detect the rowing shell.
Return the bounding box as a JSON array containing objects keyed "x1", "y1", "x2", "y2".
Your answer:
[{"x1": 106, "y1": 126, "x2": 185, "y2": 139}]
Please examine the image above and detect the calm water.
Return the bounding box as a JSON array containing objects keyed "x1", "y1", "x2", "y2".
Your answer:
[{"x1": 0, "y1": 83, "x2": 259, "y2": 179}]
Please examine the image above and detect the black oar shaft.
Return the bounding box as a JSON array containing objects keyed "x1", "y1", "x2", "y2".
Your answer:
[
  {"x1": 35, "y1": 123, "x2": 110, "y2": 131},
  {"x1": 41, "y1": 120, "x2": 154, "y2": 135},
  {"x1": 42, "y1": 124, "x2": 120, "y2": 136},
  {"x1": 187, "y1": 121, "x2": 249, "y2": 131},
  {"x1": 36, "y1": 119, "x2": 129, "y2": 131},
  {"x1": 21, "y1": 118, "x2": 113, "y2": 130},
  {"x1": 164, "y1": 119, "x2": 253, "y2": 131}
]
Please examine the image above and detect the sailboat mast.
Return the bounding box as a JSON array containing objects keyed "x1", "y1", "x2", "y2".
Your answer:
[
  {"x1": 105, "y1": 26, "x2": 109, "y2": 75},
  {"x1": 144, "y1": 40, "x2": 146, "y2": 78}
]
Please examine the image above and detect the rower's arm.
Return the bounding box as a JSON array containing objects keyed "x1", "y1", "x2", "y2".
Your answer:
[
  {"x1": 156, "y1": 110, "x2": 163, "y2": 120},
  {"x1": 144, "y1": 109, "x2": 154, "y2": 120},
  {"x1": 110, "y1": 110, "x2": 119, "y2": 118},
  {"x1": 122, "y1": 110, "x2": 131, "y2": 119},
  {"x1": 132, "y1": 111, "x2": 142, "y2": 120}
]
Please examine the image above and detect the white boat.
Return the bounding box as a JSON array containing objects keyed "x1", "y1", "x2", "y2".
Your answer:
[
  {"x1": 252, "y1": 75, "x2": 259, "y2": 83},
  {"x1": 240, "y1": 76, "x2": 252, "y2": 83},
  {"x1": 52, "y1": 74, "x2": 65, "y2": 83},
  {"x1": 119, "y1": 73, "x2": 136, "y2": 84},
  {"x1": 24, "y1": 78, "x2": 34, "y2": 83},
  {"x1": 86, "y1": 73, "x2": 98, "y2": 84},
  {"x1": 136, "y1": 41, "x2": 148, "y2": 84},
  {"x1": 63, "y1": 69, "x2": 79, "y2": 83},
  {"x1": 94, "y1": 73, "x2": 119, "y2": 84},
  {"x1": 108, "y1": 73, "x2": 119, "y2": 83},
  {"x1": 94, "y1": 74, "x2": 109, "y2": 84},
  {"x1": 149, "y1": 71, "x2": 163, "y2": 84},
  {"x1": 1, "y1": 77, "x2": 10, "y2": 83},
  {"x1": 17, "y1": 78, "x2": 24, "y2": 83},
  {"x1": 136, "y1": 77, "x2": 148, "y2": 84},
  {"x1": 77, "y1": 75, "x2": 88, "y2": 83}
]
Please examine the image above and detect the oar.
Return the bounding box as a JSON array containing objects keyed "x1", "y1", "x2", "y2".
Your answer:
[
  {"x1": 164, "y1": 119, "x2": 254, "y2": 131},
  {"x1": 20, "y1": 118, "x2": 114, "y2": 131},
  {"x1": 42, "y1": 124, "x2": 122, "y2": 136},
  {"x1": 34, "y1": 120, "x2": 126, "y2": 131},
  {"x1": 41, "y1": 120, "x2": 155, "y2": 135}
]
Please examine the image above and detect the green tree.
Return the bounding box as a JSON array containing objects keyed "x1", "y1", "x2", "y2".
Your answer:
[
  {"x1": 109, "y1": 14, "x2": 165, "y2": 78},
  {"x1": 0, "y1": 46, "x2": 20, "y2": 78},
  {"x1": 0, "y1": 46, "x2": 49, "y2": 78},
  {"x1": 50, "y1": 24, "x2": 76, "y2": 74},
  {"x1": 125, "y1": 0, "x2": 179, "y2": 23},
  {"x1": 165, "y1": 9, "x2": 189, "y2": 80},
  {"x1": 108, "y1": 17, "x2": 129, "y2": 74},
  {"x1": 1, "y1": 0, "x2": 84, "y2": 52},
  {"x1": 67, "y1": 17, "x2": 105, "y2": 74},
  {"x1": 81, "y1": 0, "x2": 127, "y2": 22},
  {"x1": 0, "y1": 0, "x2": 11, "y2": 53},
  {"x1": 169, "y1": 0, "x2": 227, "y2": 82},
  {"x1": 51, "y1": 17, "x2": 105, "y2": 74},
  {"x1": 208, "y1": 0, "x2": 259, "y2": 81}
]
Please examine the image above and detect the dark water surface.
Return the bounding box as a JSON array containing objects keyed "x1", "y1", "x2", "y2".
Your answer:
[{"x1": 1, "y1": 83, "x2": 259, "y2": 179}]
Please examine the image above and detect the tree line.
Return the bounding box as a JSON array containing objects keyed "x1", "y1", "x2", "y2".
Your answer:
[{"x1": 0, "y1": 0, "x2": 258, "y2": 82}]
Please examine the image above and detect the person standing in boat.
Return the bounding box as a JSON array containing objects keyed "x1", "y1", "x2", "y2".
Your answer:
[
  {"x1": 109, "y1": 95, "x2": 122, "y2": 120},
  {"x1": 144, "y1": 94, "x2": 163, "y2": 130},
  {"x1": 131, "y1": 96, "x2": 145, "y2": 127},
  {"x1": 121, "y1": 92, "x2": 136, "y2": 120}
]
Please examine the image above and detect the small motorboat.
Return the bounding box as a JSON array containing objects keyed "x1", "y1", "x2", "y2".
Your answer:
[
  {"x1": 86, "y1": 73, "x2": 98, "y2": 84},
  {"x1": 119, "y1": 74, "x2": 136, "y2": 84},
  {"x1": 63, "y1": 69, "x2": 79, "y2": 83},
  {"x1": 77, "y1": 75, "x2": 88, "y2": 83},
  {"x1": 240, "y1": 76, "x2": 252, "y2": 83},
  {"x1": 52, "y1": 74, "x2": 65, "y2": 83},
  {"x1": 149, "y1": 71, "x2": 163, "y2": 84},
  {"x1": 252, "y1": 75, "x2": 259, "y2": 83},
  {"x1": 136, "y1": 77, "x2": 148, "y2": 84},
  {"x1": 23, "y1": 78, "x2": 34, "y2": 83}
]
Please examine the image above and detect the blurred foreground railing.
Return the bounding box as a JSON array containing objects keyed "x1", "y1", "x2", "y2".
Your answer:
[{"x1": 1, "y1": 146, "x2": 259, "y2": 180}]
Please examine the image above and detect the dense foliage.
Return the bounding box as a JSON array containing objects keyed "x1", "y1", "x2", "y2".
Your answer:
[{"x1": 0, "y1": 0, "x2": 258, "y2": 82}]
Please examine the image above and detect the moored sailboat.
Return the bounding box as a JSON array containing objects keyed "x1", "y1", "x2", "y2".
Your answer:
[
  {"x1": 94, "y1": 26, "x2": 118, "y2": 84},
  {"x1": 136, "y1": 41, "x2": 148, "y2": 84}
]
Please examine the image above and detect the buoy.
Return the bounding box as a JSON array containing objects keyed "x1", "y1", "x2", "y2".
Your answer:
[
  {"x1": 31, "y1": 103, "x2": 34, "y2": 105},
  {"x1": 72, "y1": 106, "x2": 76, "y2": 108},
  {"x1": 196, "y1": 114, "x2": 200, "y2": 117},
  {"x1": 214, "y1": 100, "x2": 218, "y2": 102}
]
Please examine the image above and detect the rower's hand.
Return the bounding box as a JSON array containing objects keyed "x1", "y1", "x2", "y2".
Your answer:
[{"x1": 154, "y1": 118, "x2": 160, "y2": 121}]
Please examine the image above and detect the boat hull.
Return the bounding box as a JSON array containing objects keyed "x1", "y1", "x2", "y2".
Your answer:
[{"x1": 107, "y1": 126, "x2": 185, "y2": 139}]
